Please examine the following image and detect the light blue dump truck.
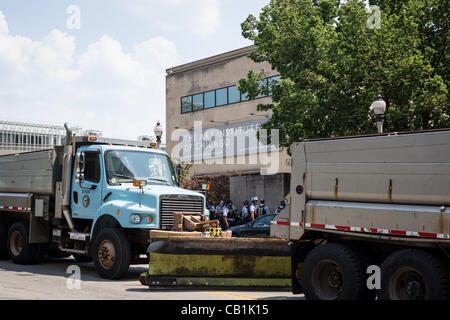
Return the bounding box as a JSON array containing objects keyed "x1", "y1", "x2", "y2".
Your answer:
[{"x1": 0, "y1": 124, "x2": 208, "y2": 279}]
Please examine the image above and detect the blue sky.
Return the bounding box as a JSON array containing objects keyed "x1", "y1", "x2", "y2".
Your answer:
[{"x1": 0, "y1": 0, "x2": 269, "y2": 140}]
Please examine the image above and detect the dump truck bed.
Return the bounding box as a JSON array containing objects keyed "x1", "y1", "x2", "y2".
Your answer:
[
  {"x1": 0, "y1": 147, "x2": 63, "y2": 195},
  {"x1": 273, "y1": 129, "x2": 450, "y2": 242},
  {"x1": 302, "y1": 129, "x2": 450, "y2": 206}
]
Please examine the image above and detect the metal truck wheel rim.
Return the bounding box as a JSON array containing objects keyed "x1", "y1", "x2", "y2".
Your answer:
[
  {"x1": 98, "y1": 240, "x2": 116, "y2": 270},
  {"x1": 10, "y1": 231, "x2": 23, "y2": 256},
  {"x1": 389, "y1": 266, "x2": 426, "y2": 300},
  {"x1": 311, "y1": 259, "x2": 344, "y2": 300}
]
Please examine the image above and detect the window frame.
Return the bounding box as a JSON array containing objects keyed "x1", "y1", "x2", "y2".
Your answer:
[
  {"x1": 181, "y1": 95, "x2": 193, "y2": 114},
  {"x1": 227, "y1": 85, "x2": 241, "y2": 104},
  {"x1": 192, "y1": 93, "x2": 204, "y2": 112},
  {"x1": 179, "y1": 75, "x2": 280, "y2": 114},
  {"x1": 204, "y1": 90, "x2": 216, "y2": 109},
  {"x1": 215, "y1": 87, "x2": 228, "y2": 107},
  {"x1": 83, "y1": 151, "x2": 101, "y2": 184}
]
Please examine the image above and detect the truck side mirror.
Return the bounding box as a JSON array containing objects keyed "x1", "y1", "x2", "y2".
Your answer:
[
  {"x1": 76, "y1": 173, "x2": 85, "y2": 183},
  {"x1": 79, "y1": 152, "x2": 85, "y2": 172},
  {"x1": 75, "y1": 153, "x2": 86, "y2": 183}
]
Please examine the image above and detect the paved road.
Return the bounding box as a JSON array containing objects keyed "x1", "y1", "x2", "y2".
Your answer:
[{"x1": 0, "y1": 258, "x2": 304, "y2": 300}]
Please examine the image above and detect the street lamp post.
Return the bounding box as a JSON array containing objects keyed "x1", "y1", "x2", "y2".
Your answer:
[
  {"x1": 370, "y1": 94, "x2": 387, "y2": 134},
  {"x1": 154, "y1": 121, "x2": 163, "y2": 149}
]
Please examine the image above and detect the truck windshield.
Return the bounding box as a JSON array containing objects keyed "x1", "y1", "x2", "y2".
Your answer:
[{"x1": 105, "y1": 150, "x2": 177, "y2": 186}]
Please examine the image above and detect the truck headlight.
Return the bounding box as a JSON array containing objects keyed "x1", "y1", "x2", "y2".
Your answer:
[{"x1": 131, "y1": 214, "x2": 141, "y2": 224}]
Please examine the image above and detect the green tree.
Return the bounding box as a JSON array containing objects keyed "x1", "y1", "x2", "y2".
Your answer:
[
  {"x1": 239, "y1": 0, "x2": 449, "y2": 149},
  {"x1": 179, "y1": 163, "x2": 194, "y2": 185}
]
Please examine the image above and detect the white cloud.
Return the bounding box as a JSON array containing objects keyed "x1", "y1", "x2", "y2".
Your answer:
[
  {"x1": 121, "y1": 0, "x2": 221, "y2": 37},
  {"x1": 0, "y1": 10, "x2": 180, "y2": 140},
  {"x1": 0, "y1": 11, "x2": 8, "y2": 35}
]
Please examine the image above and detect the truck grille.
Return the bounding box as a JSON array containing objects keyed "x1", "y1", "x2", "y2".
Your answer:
[{"x1": 160, "y1": 198, "x2": 204, "y2": 230}]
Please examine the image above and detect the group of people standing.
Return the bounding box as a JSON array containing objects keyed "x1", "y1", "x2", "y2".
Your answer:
[{"x1": 206, "y1": 197, "x2": 286, "y2": 230}]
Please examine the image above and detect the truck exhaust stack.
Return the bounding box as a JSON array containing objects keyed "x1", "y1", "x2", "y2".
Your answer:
[{"x1": 62, "y1": 123, "x2": 76, "y2": 232}]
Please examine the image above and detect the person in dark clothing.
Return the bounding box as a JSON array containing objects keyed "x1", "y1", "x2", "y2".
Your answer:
[
  {"x1": 241, "y1": 200, "x2": 251, "y2": 224},
  {"x1": 226, "y1": 201, "x2": 238, "y2": 227},
  {"x1": 275, "y1": 200, "x2": 286, "y2": 214},
  {"x1": 257, "y1": 199, "x2": 270, "y2": 217},
  {"x1": 206, "y1": 199, "x2": 216, "y2": 220},
  {"x1": 215, "y1": 200, "x2": 229, "y2": 229}
]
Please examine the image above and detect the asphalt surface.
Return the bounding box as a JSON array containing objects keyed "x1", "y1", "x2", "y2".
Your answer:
[{"x1": 0, "y1": 258, "x2": 304, "y2": 300}]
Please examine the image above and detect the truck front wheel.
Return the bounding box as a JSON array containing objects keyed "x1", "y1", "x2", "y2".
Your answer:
[
  {"x1": 92, "y1": 228, "x2": 131, "y2": 280},
  {"x1": 378, "y1": 249, "x2": 449, "y2": 300},
  {"x1": 7, "y1": 222, "x2": 37, "y2": 265},
  {"x1": 301, "y1": 243, "x2": 368, "y2": 300}
]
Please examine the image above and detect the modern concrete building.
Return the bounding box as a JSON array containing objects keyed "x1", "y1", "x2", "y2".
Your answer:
[
  {"x1": 0, "y1": 121, "x2": 82, "y2": 155},
  {"x1": 166, "y1": 45, "x2": 292, "y2": 212}
]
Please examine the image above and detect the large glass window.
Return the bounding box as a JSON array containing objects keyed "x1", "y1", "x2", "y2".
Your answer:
[
  {"x1": 181, "y1": 96, "x2": 192, "y2": 114},
  {"x1": 204, "y1": 91, "x2": 215, "y2": 109},
  {"x1": 180, "y1": 75, "x2": 280, "y2": 114},
  {"x1": 193, "y1": 94, "x2": 204, "y2": 111},
  {"x1": 216, "y1": 88, "x2": 228, "y2": 106},
  {"x1": 228, "y1": 86, "x2": 241, "y2": 104}
]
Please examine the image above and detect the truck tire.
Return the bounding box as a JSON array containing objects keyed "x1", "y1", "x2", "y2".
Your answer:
[
  {"x1": 7, "y1": 222, "x2": 37, "y2": 265},
  {"x1": 32, "y1": 244, "x2": 49, "y2": 263},
  {"x1": 378, "y1": 249, "x2": 449, "y2": 300},
  {"x1": 301, "y1": 243, "x2": 368, "y2": 300},
  {"x1": 0, "y1": 221, "x2": 8, "y2": 260},
  {"x1": 92, "y1": 228, "x2": 131, "y2": 280}
]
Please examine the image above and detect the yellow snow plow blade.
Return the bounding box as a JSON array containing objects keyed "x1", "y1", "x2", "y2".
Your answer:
[
  {"x1": 148, "y1": 253, "x2": 291, "y2": 278},
  {"x1": 140, "y1": 233, "x2": 292, "y2": 288}
]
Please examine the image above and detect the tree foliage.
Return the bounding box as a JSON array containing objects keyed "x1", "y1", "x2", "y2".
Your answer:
[
  {"x1": 179, "y1": 163, "x2": 194, "y2": 185},
  {"x1": 239, "y1": 0, "x2": 449, "y2": 149}
]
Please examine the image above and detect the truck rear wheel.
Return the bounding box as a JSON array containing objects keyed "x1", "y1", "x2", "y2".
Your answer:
[
  {"x1": 92, "y1": 228, "x2": 131, "y2": 280},
  {"x1": 7, "y1": 222, "x2": 37, "y2": 265},
  {"x1": 301, "y1": 243, "x2": 368, "y2": 300},
  {"x1": 0, "y1": 221, "x2": 7, "y2": 259},
  {"x1": 378, "y1": 249, "x2": 449, "y2": 300},
  {"x1": 32, "y1": 244, "x2": 49, "y2": 263}
]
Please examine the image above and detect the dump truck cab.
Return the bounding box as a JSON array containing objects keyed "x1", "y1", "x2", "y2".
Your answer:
[
  {"x1": 72, "y1": 143, "x2": 206, "y2": 233},
  {"x1": 0, "y1": 125, "x2": 209, "y2": 280},
  {"x1": 65, "y1": 135, "x2": 209, "y2": 278}
]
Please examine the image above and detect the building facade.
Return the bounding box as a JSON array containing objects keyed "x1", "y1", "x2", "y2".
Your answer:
[
  {"x1": 0, "y1": 121, "x2": 82, "y2": 155},
  {"x1": 166, "y1": 46, "x2": 292, "y2": 212}
]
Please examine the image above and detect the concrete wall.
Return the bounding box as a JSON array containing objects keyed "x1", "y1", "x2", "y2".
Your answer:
[
  {"x1": 230, "y1": 173, "x2": 290, "y2": 215},
  {"x1": 166, "y1": 45, "x2": 291, "y2": 178}
]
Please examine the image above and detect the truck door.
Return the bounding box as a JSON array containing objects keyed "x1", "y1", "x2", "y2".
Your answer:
[{"x1": 72, "y1": 150, "x2": 103, "y2": 220}]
